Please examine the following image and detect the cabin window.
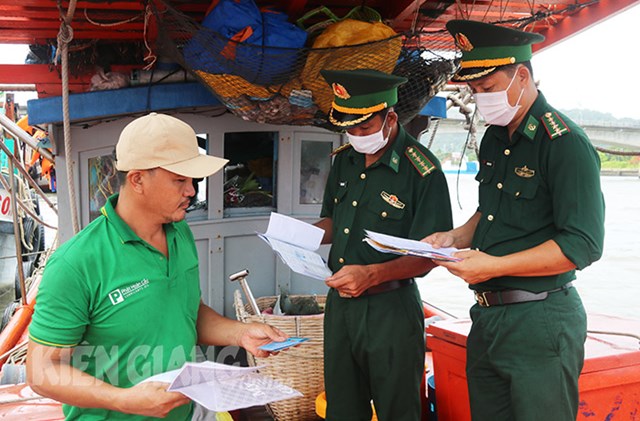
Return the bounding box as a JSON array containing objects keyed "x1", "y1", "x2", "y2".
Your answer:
[
  {"x1": 291, "y1": 132, "x2": 340, "y2": 215},
  {"x1": 88, "y1": 154, "x2": 119, "y2": 222},
  {"x1": 223, "y1": 131, "x2": 277, "y2": 217},
  {"x1": 299, "y1": 140, "x2": 332, "y2": 205}
]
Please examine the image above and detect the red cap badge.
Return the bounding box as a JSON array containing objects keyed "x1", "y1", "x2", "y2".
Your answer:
[{"x1": 332, "y1": 83, "x2": 351, "y2": 100}]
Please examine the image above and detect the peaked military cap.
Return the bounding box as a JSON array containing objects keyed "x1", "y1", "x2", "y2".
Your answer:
[
  {"x1": 446, "y1": 20, "x2": 545, "y2": 82},
  {"x1": 320, "y1": 69, "x2": 407, "y2": 129}
]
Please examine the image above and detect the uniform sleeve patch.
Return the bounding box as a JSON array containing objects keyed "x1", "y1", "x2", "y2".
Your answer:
[
  {"x1": 405, "y1": 146, "x2": 435, "y2": 177},
  {"x1": 541, "y1": 111, "x2": 570, "y2": 140},
  {"x1": 330, "y1": 143, "x2": 352, "y2": 156}
]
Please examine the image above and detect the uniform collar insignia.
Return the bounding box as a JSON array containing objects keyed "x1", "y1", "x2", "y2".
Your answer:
[
  {"x1": 523, "y1": 115, "x2": 539, "y2": 141},
  {"x1": 381, "y1": 191, "x2": 405, "y2": 209},
  {"x1": 389, "y1": 150, "x2": 400, "y2": 172}
]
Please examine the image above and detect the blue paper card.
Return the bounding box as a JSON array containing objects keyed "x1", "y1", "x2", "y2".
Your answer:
[{"x1": 258, "y1": 337, "x2": 309, "y2": 352}]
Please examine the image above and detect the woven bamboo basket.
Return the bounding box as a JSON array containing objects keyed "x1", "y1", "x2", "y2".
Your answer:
[{"x1": 234, "y1": 289, "x2": 325, "y2": 421}]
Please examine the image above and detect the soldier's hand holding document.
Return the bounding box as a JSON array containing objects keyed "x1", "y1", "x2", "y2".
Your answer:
[
  {"x1": 364, "y1": 230, "x2": 462, "y2": 262},
  {"x1": 258, "y1": 212, "x2": 332, "y2": 280}
]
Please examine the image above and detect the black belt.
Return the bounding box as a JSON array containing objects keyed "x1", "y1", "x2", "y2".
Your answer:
[
  {"x1": 360, "y1": 279, "x2": 414, "y2": 296},
  {"x1": 474, "y1": 282, "x2": 573, "y2": 307}
]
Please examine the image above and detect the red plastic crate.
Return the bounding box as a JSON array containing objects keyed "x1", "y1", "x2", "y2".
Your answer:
[{"x1": 426, "y1": 314, "x2": 640, "y2": 421}]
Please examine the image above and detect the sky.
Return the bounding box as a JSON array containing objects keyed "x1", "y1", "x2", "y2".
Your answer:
[
  {"x1": 2, "y1": 3, "x2": 640, "y2": 119},
  {"x1": 532, "y1": 3, "x2": 640, "y2": 120}
]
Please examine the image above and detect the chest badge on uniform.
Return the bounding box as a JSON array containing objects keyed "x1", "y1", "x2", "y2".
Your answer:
[
  {"x1": 381, "y1": 191, "x2": 405, "y2": 209},
  {"x1": 514, "y1": 165, "x2": 535, "y2": 178}
]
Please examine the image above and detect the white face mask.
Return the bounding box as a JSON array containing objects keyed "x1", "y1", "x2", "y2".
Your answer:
[
  {"x1": 346, "y1": 114, "x2": 390, "y2": 155},
  {"x1": 473, "y1": 71, "x2": 524, "y2": 126}
]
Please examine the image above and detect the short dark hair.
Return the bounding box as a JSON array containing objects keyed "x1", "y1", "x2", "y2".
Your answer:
[
  {"x1": 368, "y1": 108, "x2": 385, "y2": 120},
  {"x1": 373, "y1": 107, "x2": 396, "y2": 122},
  {"x1": 500, "y1": 61, "x2": 534, "y2": 79}
]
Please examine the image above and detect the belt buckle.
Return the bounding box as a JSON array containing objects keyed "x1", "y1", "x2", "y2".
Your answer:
[{"x1": 475, "y1": 291, "x2": 491, "y2": 307}]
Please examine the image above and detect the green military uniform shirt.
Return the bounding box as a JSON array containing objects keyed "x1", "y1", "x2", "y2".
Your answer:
[
  {"x1": 30, "y1": 194, "x2": 201, "y2": 420},
  {"x1": 321, "y1": 125, "x2": 452, "y2": 421},
  {"x1": 472, "y1": 91, "x2": 605, "y2": 292},
  {"x1": 321, "y1": 125, "x2": 453, "y2": 272}
]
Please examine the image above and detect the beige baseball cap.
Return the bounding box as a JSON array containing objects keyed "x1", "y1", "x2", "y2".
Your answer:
[{"x1": 115, "y1": 113, "x2": 228, "y2": 178}]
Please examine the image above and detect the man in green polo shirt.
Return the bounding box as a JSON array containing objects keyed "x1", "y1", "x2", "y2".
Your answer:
[
  {"x1": 424, "y1": 21, "x2": 605, "y2": 420},
  {"x1": 315, "y1": 69, "x2": 453, "y2": 421},
  {"x1": 26, "y1": 113, "x2": 287, "y2": 420}
]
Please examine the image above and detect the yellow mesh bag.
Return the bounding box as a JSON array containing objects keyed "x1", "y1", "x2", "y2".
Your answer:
[{"x1": 301, "y1": 19, "x2": 402, "y2": 113}]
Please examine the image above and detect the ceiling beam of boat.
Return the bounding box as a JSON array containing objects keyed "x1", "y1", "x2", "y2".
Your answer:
[
  {"x1": 0, "y1": 0, "x2": 627, "y2": 46},
  {"x1": 389, "y1": 0, "x2": 428, "y2": 31},
  {"x1": 0, "y1": 64, "x2": 142, "y2": 96},
  {"x1": 532, "y1": 0, "x2": 640, "y2": 54},
  {"x1": 1, "y1": 0, "x2": 208, "y2": 13}
]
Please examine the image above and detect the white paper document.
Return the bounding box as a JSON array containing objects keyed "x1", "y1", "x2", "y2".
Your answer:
[
  {"x1": 143, "y1": 361, "x2": 302, "y2": 412},
  {"x1": 364, "y1": 230, "x2": 461, "y2": 262},
  {"x1": 258, "y1": 212, "x2": 332, "y2": 280}
]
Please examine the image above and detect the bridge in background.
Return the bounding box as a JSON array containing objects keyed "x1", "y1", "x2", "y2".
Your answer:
[
  {"x1": 581, "y1": 123, "x2": 640, "y2": 150},
  {"x1": 430, "y1": 119, "x2": 640, "y2": 152}
]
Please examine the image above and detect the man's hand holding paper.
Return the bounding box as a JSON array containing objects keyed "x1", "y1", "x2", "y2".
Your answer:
[
  {"x1": 258, "y1": 213, "x2": 331, "y2": 280},
  {"x1": 364, "y1": 230, "x2": 461, "y2": 262},
  {"x1": 325, "y1": 265, "x2": 377, "y2": 298},
  {"x1": 142, "y1": 361, "x2": 301, "y2": 412}
]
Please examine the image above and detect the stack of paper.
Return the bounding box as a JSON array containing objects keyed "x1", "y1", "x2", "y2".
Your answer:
[
  {"x1": 258, "y1": 212, "x2": 332, "y2": 280},
  {"x1": 364, "y1": 230, "x2": 461, "y2": 262},
  {"x1": 143, "y1": 361, "x2": 302, "y2": 412}
]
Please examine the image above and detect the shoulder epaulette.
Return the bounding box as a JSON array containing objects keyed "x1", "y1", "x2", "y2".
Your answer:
[
  {"x1": 405, "y1": 146, "x2": 435, "y2": 177},
  {"x1": 541, "y1": 111, "x2": 570, "y2": 140},
  {"x1": 330, "y1": 143, "x2": 352, "y2": 156}
]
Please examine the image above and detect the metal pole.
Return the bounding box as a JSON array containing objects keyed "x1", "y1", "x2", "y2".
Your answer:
[
  {"x1": 0, "y1": 113, "x2": 55, "y2": 163},
  {"x1": 0, "y1": 141, "x2": 57, "y2": 215},
  {"x1": 229, "y1": 269, "x2": 260, "y2": 315},
  {"x1": 0, "y1": 168, "x2": 56, "y2": 229},
  {"x1": 0, "y1": 85, "x2": 37, "y2": 92},
  {"x1": 7, "y1": 160, "x2": 27, "y2": 306}
]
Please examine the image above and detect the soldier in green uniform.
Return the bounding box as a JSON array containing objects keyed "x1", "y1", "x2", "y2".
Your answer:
[
  {"x1": 315, "y1": 69, "x2": 453, "y2": 421},
  {"x1": 424, "y1": 20, "x2": 605, "y2": 420}
]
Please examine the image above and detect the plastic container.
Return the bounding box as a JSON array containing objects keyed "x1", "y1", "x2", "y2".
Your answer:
[{"x1": 426, "y1": 314, "x2": 640, "y2": 421}]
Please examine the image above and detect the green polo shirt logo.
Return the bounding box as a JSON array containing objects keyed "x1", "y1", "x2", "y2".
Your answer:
[
  {"x1": 108, "y1": 290, "x2": 124, "y2": 305},
  {"x1": 108, "y1": 279, "x2": 150, "y2": 305}
]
